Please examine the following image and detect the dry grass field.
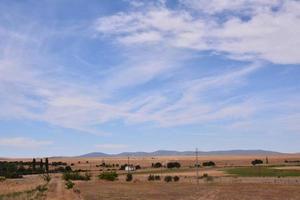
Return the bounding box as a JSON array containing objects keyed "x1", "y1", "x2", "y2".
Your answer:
[{"x1": 1, "y1": 154, "x2": 300, "y2": 200}]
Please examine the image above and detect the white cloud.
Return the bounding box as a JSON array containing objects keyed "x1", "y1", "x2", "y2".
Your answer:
[
  {"x1": 94, "y1": 0, "x2": 300, "y2": 64},
  {"x1": 0, "y1": 137, "x2": 53, "y2": 149},
  {"x1": 180, "y1": 0, "x2": 281, "y2": 14}
]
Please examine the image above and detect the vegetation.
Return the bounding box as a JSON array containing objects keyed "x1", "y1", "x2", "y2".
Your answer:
[
  {"x1": 225, "y1": 167, "x2": 300, "y2": 177},
  {"x1": 65, "y1": 180, "x2": 75, "y2": 189},
  {"x1": 126, "y1": 173, "x2": 133, "y2": 182},
  {"x1": 0, "y1": 176, "x2": 5, "y2": 182},
  {"x1": 166, "y1": 162, "x2": 181, "y2": 169},
  {"x1": 164, "y1": 175, "x2": 173, "y2": 182},
  {"x1": 63, "y1": 171, "x2": 91, "y2": 181},
  {"x1": 0, "y1": 184, "x2": 48, "y2": 200},
  {"x1": 251, "y1": 159, "x2": 263, "y2": 166},
  {"x1": 173, "y1": 176, "x2": 180, "y2": 182},
  {"x1": 203, "y1": 161, "x2": 215, "y2": 167},
  {"x1": 148, "y1": 174, "x2": 161, "y2": 181},
  {"x1": 98, "y1": 171, "x2": 118, "y2": 181},
  {"x1": 0, "y1": 158, "x2": 69, "y2": 179},
  {"x1": 152, "y1": 162, "x2": 162, "y2": 168},
  {"x1": 155, "y1": 175, "x2": 161, "y2": 180},
  {"x1": 41, "y1": 174, "x2": 51, "y2": 182}
]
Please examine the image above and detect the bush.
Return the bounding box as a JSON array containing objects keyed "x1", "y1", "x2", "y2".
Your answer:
[
  {"x1": 173, "y1": 176, "x2": 180, "y2": 182},
  {"x1": 41, "y1": 174, "x2": 51, "y2": 182},
  {"x1": 203, "y1": 161, "x2": 215, "y2": 167},
  {"x1": 0, "y1": 176, "x2": 6, "y2": 182},
  {"x1": 65, "y1": 180, "x2": 75, "y2": 189},
  {"x1": 98, "y1": 171, "x2": 118, "y2": 181},
  {"x1": 152, "y1": 162, "x2": 162, "y2": 168},
  {"x1": 251, "y1": 159, "x2": 263, "y2": 166},
  {"x1": 126, "y1": 173, "x2": 133, "y2": 182},
  {"x1": 148, "y1": 174, "x2": 155, "y2": 181},
  {"x1": 119, "y1": 164, "x2": 127, "y2": 170},
  {"x1": 148, "y1": 175, "x2": 161, "y2": 181},
  {"x1": 36, "y1": 185, "x2": 47, "y2": 192},
  {"x1": 65, "y1": 166, "x2": 72, "y2": 172},
  {"x1": 135, "y1": 165, "x2": 141, "y2": 170},
  {"x1": 166, "y1": 162, "x2": 181, "y2": 169},
  {"x1": 164, "y1": 176, "x2": 172, "y2": 182},
  {"x1": 63, "y1": 172, "x2": 90, "y2": 181}
]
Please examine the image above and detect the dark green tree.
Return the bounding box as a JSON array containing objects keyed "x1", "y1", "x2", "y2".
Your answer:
[
  {"x1": 40, "y1": 159, "x2": 44, "y2": 170},
  {"x1": 32, "y1": 158, "x2": 36, "y2": 171},
  {"x1": 45, "y1": 158, "x2": 49, "y2": 172}
]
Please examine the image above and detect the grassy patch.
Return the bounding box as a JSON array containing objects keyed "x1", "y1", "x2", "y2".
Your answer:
[
  {"x1": 225, "y1": 167, "x2": 300, "y2": 177},
  {"x1": 0, "y1": 184, "x2": 48, "y2": 200}
]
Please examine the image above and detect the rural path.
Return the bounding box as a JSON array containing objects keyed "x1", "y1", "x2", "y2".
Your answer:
[{"x1": 46, "y1": 174, "x2": 82, "y2": 200}]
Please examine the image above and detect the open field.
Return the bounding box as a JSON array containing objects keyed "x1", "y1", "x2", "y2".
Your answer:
[
  {"x1": 77, "y1": 181, "x2": 300, "y2": 200},
  {"x1": 1, "y1": 154, "x2": 300, "y2": 199}
]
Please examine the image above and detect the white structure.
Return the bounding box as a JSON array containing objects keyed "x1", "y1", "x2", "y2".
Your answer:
[{"x1": 125, "y1": 166, "x2": 135, "y2": 171}]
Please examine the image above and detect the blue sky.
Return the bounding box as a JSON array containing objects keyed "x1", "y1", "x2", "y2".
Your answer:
[{"x1": 0, "y1": 0, "x2": 299, "y2": 157}]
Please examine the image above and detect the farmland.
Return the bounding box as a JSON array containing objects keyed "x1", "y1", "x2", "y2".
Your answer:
[{"x1": 1, "y1": 154, "x2": 300, "y2": 199}]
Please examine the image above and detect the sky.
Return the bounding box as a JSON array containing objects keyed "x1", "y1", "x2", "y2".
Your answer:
[{"x1": 0, "y1": 0, "x2": 299, "y2": 157}]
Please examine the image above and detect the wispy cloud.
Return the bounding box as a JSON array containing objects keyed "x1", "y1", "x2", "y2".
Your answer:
[
  {"x1": 0, "y1": 0, "x2": 299, "y2": 140},
  {"x1": 0, "y1": 137, "x2": 53, "y2": 149},
  {"x1": 94, "y1": 0, "x2": 300, "y2": 64}
]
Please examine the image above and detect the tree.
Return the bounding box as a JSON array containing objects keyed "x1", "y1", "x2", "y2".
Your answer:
[
  {"x1": 45, "y1": 158, "x2": 49, "y2": 172},
  {"x1": 32, "y1": 158, "x2": 36, "y2": 171},
  {"x1": 202, "y1": 161, "x2": 215, "y2": 167},
  {"x1": 251, "y1": 159, "x2": 263, "y2": 166},
  {"x1": 40, "y1": 159, "x2": 44, "y2": 170},
  {"x1": 167, "y1": 162, "x2": 181, "y2": 169},
  {"x1": 126, "y1": 173, "x2": 133, "y2": 182},
  {"x1": 152, "y1": 162, "x2": 162, "y2": 168},
  {"x1": 173, "y1": 176, "x2": 180, "y2": 182},
  {"x1": 164, "y1": 176, "x2": 172, "y2": 182}
]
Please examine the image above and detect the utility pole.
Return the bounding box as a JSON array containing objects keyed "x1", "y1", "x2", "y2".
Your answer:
[
  {"x1": 127, "y1": 156, "x2": 130, "y2": 174},
  {"x1": 196, "y1": 148, "x2": 199, "y2": 185}
]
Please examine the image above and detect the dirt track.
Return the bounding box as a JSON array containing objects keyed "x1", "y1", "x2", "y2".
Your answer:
[{"x1": 46, "y1": 174, "x2": 81, "y2": 200}]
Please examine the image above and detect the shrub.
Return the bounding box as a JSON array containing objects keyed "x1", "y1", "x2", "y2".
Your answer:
[
  {"x1": 36, "y1": 185, "x2": 47, "y2": 192},
  {"x1": 98, "y1": 171, "x2": 118, "y2": 181},
  {"x1": 126, "y1": 173, "x2": 133, "y2": 182},
  {"x1": 135, "y1": 165, "x2": 141, "y2": 170},
  {"x1": 202, "y1": 161, "x2": 215, "y2": 167},
  {"x1": 164, "y1": 176, "x2": 172, "y2": 182},
  {"x1": 0, "y1": 176, "x2": 6, "y2": 182},
  {"x1": 251, "y1": 159, "x2": 263, "y2": 166},
  {"x1": 65, "y1": 180, "x2": 75, "y2": 189},
  {"x1": 152, "y1": 162, "x2": 162, "y2": 168},
  {"x1": 166, "y1": 162, "x2": 181, "y2": 169},
  {"x1": 41, "y1": 174, "x2": 51, "y2": 182},
  {"x1": 173, "y1": 176, "x2": 180, "y2": 182},
  {"x1": 63, "y1": 172, "x2": 90, "y2": 181},
  {"x1": 119, "y1": 164, "x2": 127, "y2": 170},
  {"x1": 65, "y1": 166, "x2": 72, "y2": 172},
  {"x1": 148, "y1": 174, "x2": 155, "y2": 181}
]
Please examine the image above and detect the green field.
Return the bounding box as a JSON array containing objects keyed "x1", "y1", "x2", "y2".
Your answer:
[{"x1": 225, "y1": 167, "x2": 300, "y2": 177}]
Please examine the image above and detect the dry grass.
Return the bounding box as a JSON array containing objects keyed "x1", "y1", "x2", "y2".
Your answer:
[
  {"x1": 0, "y1": 175, "x2": 44, "y2": 195},
  {"x1": 77, "y1": 180, "x2": 300, "y2": 200}
]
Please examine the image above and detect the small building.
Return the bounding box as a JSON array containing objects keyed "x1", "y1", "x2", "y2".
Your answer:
[{"x1": 125, "y1": 165, "x2": 135, "y2": 171}]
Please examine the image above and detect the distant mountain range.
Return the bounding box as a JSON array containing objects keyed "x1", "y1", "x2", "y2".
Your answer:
[{"x1": 79, "y1": 149, "x2": 284, "y2": 157}]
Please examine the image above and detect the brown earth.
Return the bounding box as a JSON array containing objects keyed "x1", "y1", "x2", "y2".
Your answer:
[{"x1": 77, "y1": 180, "x2": 300, "y2": 200}]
